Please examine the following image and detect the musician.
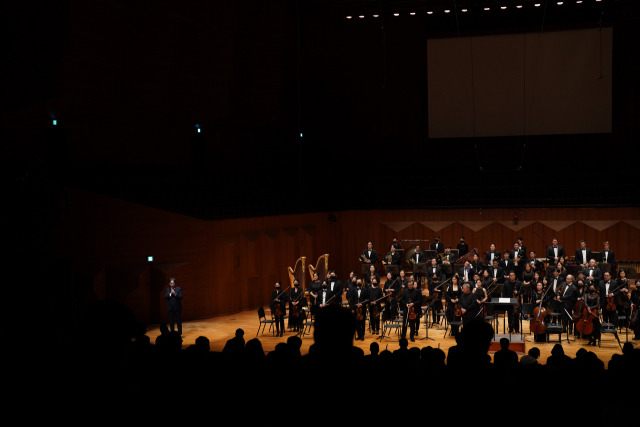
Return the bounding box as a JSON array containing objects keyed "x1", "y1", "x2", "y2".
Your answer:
[
  {"x1": 516, "y1": 237, "x2": 527, "y2": 261},
  {"x1": 599, "y1": 241, "x2": 615, "y2": 267},
  {"x1": 368, "y1": 278, "x2": 384, "y2": 335},
  {"x1": 309, "y1": 272, "x2": 322, "y2": 306},
  {"x1": 361, "y1": 241, "x2": 378, "y2": 266},
  {"x1": 556, "y1": 275, "x2": 577, "y2": 334},
  {"x1": 400, "y1": 278, "x2": 421, "y2": 342},
  {"x1": 364, "y1": 264, "x2": 380, "y2": 287},
  {"x1": 458, "y1": 260, "x2": 475, "y2": 284},
  {"x1": 528, "y1": 251, "x2": 543, "y2": 273},
  {"x1": 509, "y1": 241, "x2": 526, "y2": 278},
  {"x1": 615, "y1": 269, "x2": 632, "y2": 321},
  {"x1": 389, "y1": 236, "x2": 403, "y2": 253},
  {"x1": 430, "y1": 235, "x2": 444, "y2": 255},
  {"x1": 348, "y1": 279, "x2": 369, "y2": 341},
  {"x1": 630, "y1": 282, "x2": 640, "y2": 340},
  {"x1": 164, "y1": 277, "x2": 183, "y2": 335},
  {"x1": 445, "y1": 275, "x2": 463, "y2": 337},
  {"x1": 383, "y1": 245, "x2": 402, "y2": 267},
  {"x1": 532, "y1": 282, "x2": 550, "y2": 342},
  {"x1": 270, "y1": 281, "x2": 288, "y2": 337},
  {"x1": 500, "y1": 251, "x2": 515, "y2": 280},
  {"x1": 459, "y1": 283, "x2": 480, "y2": 326},
  {"x1": 599, "y1": 271, "x2": 619, "y2": 327},
  {"x1": 583, "y1": 283, "x2": 601, "y2": 345},
  {"x1": 457, "y1": 236, "x2": 469, "y2": 257},
  {"x1": 383, "y1": 272, "x2": 400, "y2": 321},
  {"x1": 441, "y1": 246, "x2": 457, "y2": 265},
  {"x1": 503, "y1": 272, "x2": 523, "y2": 333},
  {"x1": 574, "y1": 240, "x2": 592, "y2": 269},
  {"x1": 409, "y1": 245, "x2": 426, "y2": 284},
  {"x1": 488, "y1": 258, "x2": 505, "y2": 285},
  {"x1": 470, "y1": 252, "x2": 484, "y2": 274},
  {"x1": 485, "y1": 243, "x2": 500, "y2": 266},
  {"x1": 546, "y1": 238, "x2": 566, "y2": 266},
  {"x1": 427, "y1": 259, "x2": 445, "y2": 325},
  {"x1": 345, "y1": 272, "x2": 358, "y2": 295},
  {"x1": 289, "y1": 279, "x2": 306, "y2": 332},
  {"x1": 473, "y1": 278, "x2": 488, "y2": 305},
  {"x1": 481, "y1": 268, "x2": 494, "y2": 290},
  {"x1": 398, "y1": 269, "x2": 409, "y2": 290},
  {"x1": 583, "y1": 259, "x2": 603, "y2": 287},
  {"x1": 326, "y1": 270, "x2": 343, "y2": 305},
  {"x1": 317, "y1": 281, "x2": 334, "y2": 308},
  {"x1": 521, "y1": 262, "x2": 535, "y2": 304}
]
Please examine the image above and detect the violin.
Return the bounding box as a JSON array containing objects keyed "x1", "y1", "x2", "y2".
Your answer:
[
  {"x1": 355, "y1": 299, "x2": 369, "y2": 321},
  {"x1": 408, "y1": 305, "x2": 417, "y2": 320},
  {"x1": 273, "y1": 286, "x2": 290, "y2": 317},
  {"x1": 454, "y1": 301, "x2": 462, "y2": 317}
]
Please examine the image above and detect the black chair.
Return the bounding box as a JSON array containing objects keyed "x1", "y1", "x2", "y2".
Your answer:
[
  {"x1": 300, "y1": 305, "x2": 318, "y2": 338},
  {"x1": 257, "y1": 306, "x2": 275, "y2": 336}
]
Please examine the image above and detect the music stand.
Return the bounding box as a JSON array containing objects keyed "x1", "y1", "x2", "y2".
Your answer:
[
  {"x1": 424, "y1": 250, "x2": 437, "y2": 261},
  {"x1": 490, "y1": 297, "x2": 522, "y2": 341},
  {"x1": 361, "y1": 262, "x2": 372, "y2": 275},
  {"x1": 384, "y1": 264, "x2": 399, "y2": 276}
]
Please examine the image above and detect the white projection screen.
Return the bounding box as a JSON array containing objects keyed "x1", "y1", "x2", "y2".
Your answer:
[{"x1": 427, "y1": 27, "x2": 612, "y2": 138}]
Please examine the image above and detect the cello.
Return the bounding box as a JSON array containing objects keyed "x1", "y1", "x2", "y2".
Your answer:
[{"x1": 575, "y1": 301, "x2": 597, "y2": 337}]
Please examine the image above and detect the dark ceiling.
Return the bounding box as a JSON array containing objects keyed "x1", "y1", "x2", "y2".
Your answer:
[{"x1": 3, "y1": 0, "x2": 640, "y2": 219}]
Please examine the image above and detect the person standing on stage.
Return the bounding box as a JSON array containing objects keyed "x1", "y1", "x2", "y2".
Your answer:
[
  {"x1": 546, "y1": 237, "x2": 566, "y2": 266},
  {"x1": 289, "y1": 279, "x2": 306, "y2": 333},
  {"x1": 361, "y1": 241, "x2": 378, "y2": 266},
  {"x1": 164, "y1": 277, "x2": 183, "y2": 335},
  {"x1": 348, "y1": 278, "x2": 368, "y2": 341},
  {"x1": 503, "y1": 272, "x2": 522, "y2": 334},
  {"x1": 309, "y1": 272, "x2": 322, "y2": 306},
  {"x1": 401, "y1": 278, "x2": 421, "y2": 342},
  {"x1": 599, "y1": 271, "x2": 620, "y2": 327},
  {"x1": 584, "y1": 283, "x2": 601, "y2": 346},
  {"x1": 445, "y1": 275, "x2": 463, "y2": 337},
  {"x1": 459, "y1": 283, "x2": 480, "y2": 326},
  {"x1": 368, "y1": 278, "x2": 383, "y2": 335},
  {"x1": 270, "y1": 281, "x2": 288, "y2": 337}
]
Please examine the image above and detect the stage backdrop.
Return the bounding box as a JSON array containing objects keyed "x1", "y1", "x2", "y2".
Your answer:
[{"x1": 50, "y1": 185, "x2": 640, "y2": 326}]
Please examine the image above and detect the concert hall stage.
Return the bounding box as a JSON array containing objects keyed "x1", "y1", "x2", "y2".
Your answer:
[{"x1": 143, "y1": 308, "x2": 633, "y2": 364}]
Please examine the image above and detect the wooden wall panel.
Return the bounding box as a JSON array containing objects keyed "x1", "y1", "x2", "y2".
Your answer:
[{"x1": 50, "y1": 187, "x2": 640, "y2": 325}]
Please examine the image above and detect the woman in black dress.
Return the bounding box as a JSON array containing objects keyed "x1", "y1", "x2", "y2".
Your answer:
[{"x1": 445, "y1": 275, "x2": 463, "y2": 337}]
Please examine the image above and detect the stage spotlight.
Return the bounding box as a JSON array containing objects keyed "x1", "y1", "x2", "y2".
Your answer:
[
  {"x1": 52, "y1": 119, "x2": 57, "y2": 126},
  {"x1": 501, "y1": 6, "x2": 507, "y2": 9},
  {"x1": 444, "y1": 9, "x2": 450, "y2": 13},
  {"x1": 557, "y1": 1, "x2": 563, "y2": 5},
  {"x1": 409, "y1": 12, "x2": 416, "y2": 15},
  {"x1": 372, "y1": 14, "x2": 379, "y2": 17},
  {"x1": 300, "y1": 132, "x2": 303, "y2": 138},
  {"x1": 195, "y1": 124, "x2": 201, "y2": 133},
  {"x1": 427, "y1": 11, "x2": 433, "y2": 14},
  {"x1": 147, "y1": 256, "x2": 154, "y2": 262},
  {"x1": 534, "y1": 3, "x2": 541, "y2": 6},
  {"x1": 346, "y1": 15, "x2": 352, "y2": 19},
  {"x1": 393, "y1": 12, "x2": 399, "y2": 16},
  {"x1": 517, "y1": 4, "x2": 523, "y2": 8},
  {"x1": 461, "y1": 9, "x2": 468, "y2": 12},
  {"x1": 484, "y1": 7, "x2": 490, "y2": 10},
  {"x1": 358, "y1": 15, "x2": 364, "y2": 18}
]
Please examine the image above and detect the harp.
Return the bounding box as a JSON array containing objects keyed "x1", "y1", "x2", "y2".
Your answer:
[
  {"x1": 308, "y1": 254, "x2": 329, "y2": 284},
  {"x1": 287, "y1": 256, "x2": 306, "y2": 291}
]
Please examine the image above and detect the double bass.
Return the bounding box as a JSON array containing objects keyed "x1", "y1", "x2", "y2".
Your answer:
[
  {"x1": 575, "y1": 302, "x2": 598, "y2": 336},
  {"x1": 530, "y1": 285, "x2": 553, "y2": 336}
]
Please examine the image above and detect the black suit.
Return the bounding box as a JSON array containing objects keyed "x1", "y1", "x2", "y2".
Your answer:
[
  {"x1": 164, "y1": 285, "x2": 183, "y2": 334},
  {"x1": 598, "y1": 279, "x2": 619, "y2": 326},
  {"x1": 348, "y1": 286, "x2": 369, "y2": 340},
  {"x1": 500, "y1": 258, "x2": 515, "y2": 277},
  {"x1": 361, "y1": 249, "x2": 378, "y2": 265},
  {"x1": 430, "y1": 241, "x2": 444, "y2": 254},
  {"x1": 458, "y1": 265, "x2": 476, "y2": 283},
  {"x1": 485, "y1": 250, "x2": 501, "y2": 265},
  {"x1": 489, "y1": 265, "x2": 505, "y2": 285},
  {"x1": 546, "y1": 245, "x2": 566, "y2": 264},
  {"x1": 557, "y1": 282, "x2": 577, "y2": 332},
  {"x1": 327, "y1": 278, "x2": 343, "y2": 304},
  {"x1": 600, "y1": 249, "x2": 615, "y2": 266},
  {"x1": 400, "y1": 287, "x2": 422, "y2": 340},
  {"x1": 582, "y1": 266, "x2": 603, "y2": 285},
  {"x1": 574, "y1": 248, "x2": 592, "y2": 266},
  {"x1": 502, "y1": 279, "x2": 522, "y2": 333}
]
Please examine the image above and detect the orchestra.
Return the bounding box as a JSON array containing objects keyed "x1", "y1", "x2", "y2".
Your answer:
[{"x1": 267, "y1": 237, "x2": 636, "y2": 354}]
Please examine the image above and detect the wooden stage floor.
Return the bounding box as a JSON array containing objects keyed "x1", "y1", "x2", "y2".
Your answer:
[{"x1": 144, "y1": 307, "x2": 637, "y2": 365}]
